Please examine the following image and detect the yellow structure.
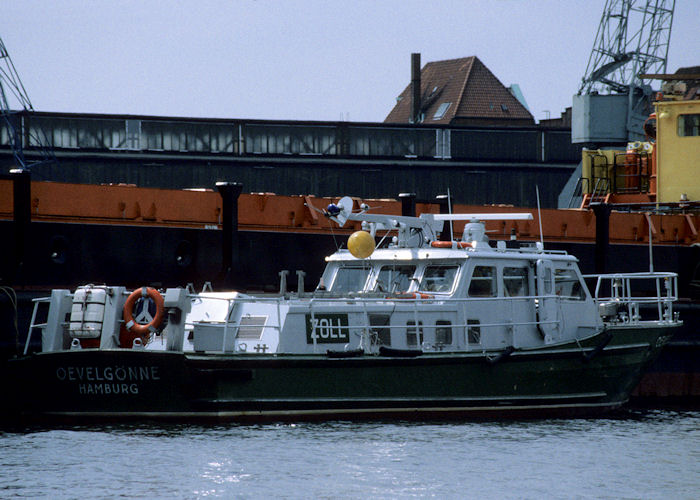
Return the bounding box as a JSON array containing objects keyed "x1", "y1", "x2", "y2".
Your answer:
[
  {"x1": 580, "y1": 96, "x2": 700, "y2": 205},
  {"x1": 655, "y1": 99, "x2": 700, "y2": 203}
]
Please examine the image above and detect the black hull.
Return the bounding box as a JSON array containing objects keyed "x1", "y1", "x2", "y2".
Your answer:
[
  {"x1": 1, "y1": 326, "x2": 675, "y2": 423},
  {"x1": 2, "y1": 221, "x2": 699, "y2": 406}
]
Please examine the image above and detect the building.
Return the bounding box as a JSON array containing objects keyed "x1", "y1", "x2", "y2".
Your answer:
[{"x1": 385, "y1": 55, "x2": 534, "y2": 127}]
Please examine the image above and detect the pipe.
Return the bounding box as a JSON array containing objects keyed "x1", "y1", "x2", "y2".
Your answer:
[
  {"x1": 411, "y1": 53, "x2": 421, "y2": 123},
  {"x1": 11, "y1": 168, "x2": 31, "y2": 284},
  {"x1": 436, "y1": 193, "x2": 453, "y2": 241},
  {"x1": 399, "y1": 192, "x2": 416, "y2": 217},
  {"x1": 592, "y1": 203, "x2": 611, "y2": 274},
  {"x1": 216, "y1": 181, "x2": 243, "y2": 287}
]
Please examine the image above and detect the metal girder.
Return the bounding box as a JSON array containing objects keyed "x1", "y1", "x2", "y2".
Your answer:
[
  {"x1": 0, "y1": 36, "x2": 56, "y2": 171},
  {"x1": 578, "y1": 0, "x2": 675, "y2": 94}
]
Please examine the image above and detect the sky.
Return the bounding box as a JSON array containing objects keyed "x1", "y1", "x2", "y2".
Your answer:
[{"x1": 1, "y1": 0, "x2": 698, "y2": 124}]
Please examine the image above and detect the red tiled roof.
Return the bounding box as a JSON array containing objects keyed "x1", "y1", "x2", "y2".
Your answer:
[{"x1": 384, "y1": 56, "x2": 533, "y2": 125}]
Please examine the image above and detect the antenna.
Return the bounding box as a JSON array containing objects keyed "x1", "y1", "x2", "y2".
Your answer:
[
  {"x1": 648, "y1": 216, "x2": 654, "y2": 272},
  {"x1": 447, "y1": 187, "x2": 454, "y2": 242},
  {"x1": 536, "y1": 185, "x2": 544, "y2": 247}
]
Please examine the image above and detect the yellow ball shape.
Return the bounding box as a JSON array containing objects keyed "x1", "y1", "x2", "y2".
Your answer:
[{"x1": 347, "y1": 231, "x2": 375, "y2": 259}]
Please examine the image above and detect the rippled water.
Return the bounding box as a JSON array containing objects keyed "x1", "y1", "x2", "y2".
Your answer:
[{"x1": 1, "y1": 410, "x2": 699, "y2": 499}]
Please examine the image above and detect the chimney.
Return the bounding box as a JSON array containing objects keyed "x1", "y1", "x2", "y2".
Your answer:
[{"x1": 411, "y1": 53, "x2": 421, "y2": 123}]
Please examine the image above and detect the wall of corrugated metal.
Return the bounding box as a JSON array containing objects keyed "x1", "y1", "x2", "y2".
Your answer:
[{"x1": 0, "y1": 111, "x2": 581, "y2": 207}]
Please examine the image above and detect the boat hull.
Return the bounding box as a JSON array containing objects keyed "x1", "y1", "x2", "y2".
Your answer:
[{"x1": 2, "y1": 325, "x2": 676, "y2": 422}]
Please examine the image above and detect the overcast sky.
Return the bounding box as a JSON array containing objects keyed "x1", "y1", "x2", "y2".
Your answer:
[{"x1": 2, "y1": 0, "x2": 698, "y2": 123}]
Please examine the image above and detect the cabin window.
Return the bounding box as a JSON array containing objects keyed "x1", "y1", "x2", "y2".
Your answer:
[
  {"x1": 419, "y1": 265, "x2": 459, "y2": 293},
  {"x1": 468, "y1": 266, "x2": 496, "y2": 297},
  {"x1": 554, "y1": 268, "x2": 586, "y2": 300},
  {"x1": 375, "y1": 265, "x2": 416, "y2": 293},
  {"x1": 369, "y1": 314, "x2": 391, "y2": 346},
  {"x1": 435, "y1": 320, "x2": 452, "y2": 345},
  {"x1": 406, "y1": 320, "x2": 424, "y2": 346},
  {"x1": 504, "y1": 267, "x2": 529, "y2": 297},
  {"x1": 678, "y1": 114, "x2": 700, "y2": 137},
  {"x1": 467, "y1": 319, "x2": 481, "y2": 344},
  {"x1": 331, "y1": 266, "x2": 370, "y2": 293}
]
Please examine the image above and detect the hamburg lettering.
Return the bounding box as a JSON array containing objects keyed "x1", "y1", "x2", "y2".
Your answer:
[{"x1": 55, "y1": 365, "x2": 160, "y2": 396}]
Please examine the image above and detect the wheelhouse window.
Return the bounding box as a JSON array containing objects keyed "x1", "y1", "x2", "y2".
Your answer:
[
  {"x1": 375, "y1": 265, "x2": 416, "y2": 293},
  {"x1": 330, "y1": 266, "x2": 370, "y2": 293},
  {"x1": 369, "y1": 314, "x2": 391, "y2": 346},
  {"x1": 678, "y1": 114, "x2": 700, "y2": 137},
  {"x1": 554, "y1": 268, "x2": 586, "y2": 300},
  {"x1": 419, "y1": 265, "x2": 459, "y2": 293},
  {"x1": 467, "y1": 319, "x2": 481, "y2": 344},
  {"x1": 468, "y1": 266, "x2": 496, "y2": 297},
  {"x1": 406, "y1": 320, "x2": 424, "y2": 346},
  {"x1": 504, "y1": 267, "x2": 529, "y2": 297},
  {"x1": 435, "y1": 320, "x2": 452, "y2": 345}
]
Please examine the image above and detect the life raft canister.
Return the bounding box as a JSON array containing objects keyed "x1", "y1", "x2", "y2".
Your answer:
[{"x1": 122, "y1": 287, "x2": 165, "y2": 345}]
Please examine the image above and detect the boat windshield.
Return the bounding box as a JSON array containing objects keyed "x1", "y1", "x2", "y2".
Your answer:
[
  {"x1": 554, "y1": 268, "x2": 586, "y2": 300},
  {"x1": 330, "y1": 266, "x2": 370, "y2": 293},
  {"x1": 419, "y1": 265, "x2": 459, "y2": 293},
  {"x1": 374, "y1": 265, "x2": 416, "y2": 293}
]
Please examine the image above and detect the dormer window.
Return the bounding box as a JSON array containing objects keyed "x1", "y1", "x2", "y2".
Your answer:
[{"x1": 433, "y1": 102, "x2": 452, "y2": 120}]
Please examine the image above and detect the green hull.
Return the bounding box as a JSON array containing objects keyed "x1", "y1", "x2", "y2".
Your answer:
[{"x1": 2, "y1": 325, "x2": 676, "y2": 422}]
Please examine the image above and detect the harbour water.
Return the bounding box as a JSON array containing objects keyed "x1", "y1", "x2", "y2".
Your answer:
[{"x1": 1, "y1": 409, "x2": 699, "y2": 499}]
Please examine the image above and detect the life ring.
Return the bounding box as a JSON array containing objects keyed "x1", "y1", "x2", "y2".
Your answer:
[
  {"x1": 430, "y1": 241, "x2": 470, "y2": 248},
  {"x1": 123, "y1": 287, "x2": 165, "y2": 339},
  {"x1": 389, "y1": 292, "x2": 434, "y2": 299}
]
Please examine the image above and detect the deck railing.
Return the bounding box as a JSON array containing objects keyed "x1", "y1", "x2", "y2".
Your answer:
[
  {"x1": 188, "y1": 293, "x2": 572, "y2": 354},
  {"x1": 584, "y1": 272, "x2": 679, "y2": 324}
]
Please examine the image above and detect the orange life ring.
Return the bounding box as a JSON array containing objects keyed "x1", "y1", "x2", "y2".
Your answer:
[
  {"x1": 123, "y1": 287, "x2": 165, "y2": 340},
  {"x1": 430, "y1": 241, "x2": 470, "y2": 248},
  {"x1": 390, "y1": 292, "x2": 434, "y2": 299}
]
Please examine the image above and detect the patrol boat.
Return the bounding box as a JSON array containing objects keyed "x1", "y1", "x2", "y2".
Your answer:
[{"x1": 3, "y1": 197, "x2": 682, "y2": 421}]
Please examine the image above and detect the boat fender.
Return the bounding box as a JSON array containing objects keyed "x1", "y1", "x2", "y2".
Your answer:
[
  {"x1": 326, "y1": 348, "x2": 364, "y2": 358},
  {"x1": 487, "y1": 346, "x2": 515, "y2": 365},
  {"x1": 379, "y1": 346, "x2": 422, "y2": 357},
  {"x1": 123, "y1": 287, "x2": 165, "y2": 338},
  {"x1": 582, "y1": 331, "x2": 613, "y2": 363}
]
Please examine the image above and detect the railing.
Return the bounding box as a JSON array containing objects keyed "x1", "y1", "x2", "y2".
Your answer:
[
  {"x1": 187, "y1": 293, "x2": 568, "y2": 354},
  {"x1": 24, "y1": 296, "x2": 51, "y2": 355},
  {"x1": 584, "y1": 272, "x2": 679, "y2": 324},
  {"x1": 613, "y1": 152, "x2": 651, "y2": 194}
]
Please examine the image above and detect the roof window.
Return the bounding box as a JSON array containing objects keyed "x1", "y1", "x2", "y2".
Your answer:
[{"x1": 433, "y1": 102, "x2": 452, "y2": 120}]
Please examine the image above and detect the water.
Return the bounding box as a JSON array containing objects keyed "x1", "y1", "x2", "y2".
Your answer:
[{"x1": 1, "y1": 410, "x2": 699, "y2": 499}]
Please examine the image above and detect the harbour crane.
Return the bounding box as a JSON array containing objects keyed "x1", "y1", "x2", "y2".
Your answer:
[
  {"x1": 0, "y1": 36, "x2": 55, "y2": 171},
  {"x1": 573, "y1": 0, "x2": 675, "y2": 143}
]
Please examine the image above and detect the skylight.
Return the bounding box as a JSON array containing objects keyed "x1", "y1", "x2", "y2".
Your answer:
[{"x1": 433, "y1": 102, "x2": 452, "y2": 120}]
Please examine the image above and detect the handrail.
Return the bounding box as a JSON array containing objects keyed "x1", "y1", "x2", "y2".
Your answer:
[
  {"x1": 23, "y1": 296, "x2": 52, "y2": 355},
  {"x1": 185, "y1": 293, "x2": 563, "y2": 351},
  {"x1": 583, "y1": 272, "x2": 679, "y2": 323}
]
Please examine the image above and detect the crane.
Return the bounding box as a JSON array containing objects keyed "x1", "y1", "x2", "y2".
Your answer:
[
  {"x1": 0, "y1": 36, "x2": 55, "y2": 171},
  {"x1": 573, "y1": 0, "x2": 675, "y2": 143}
]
